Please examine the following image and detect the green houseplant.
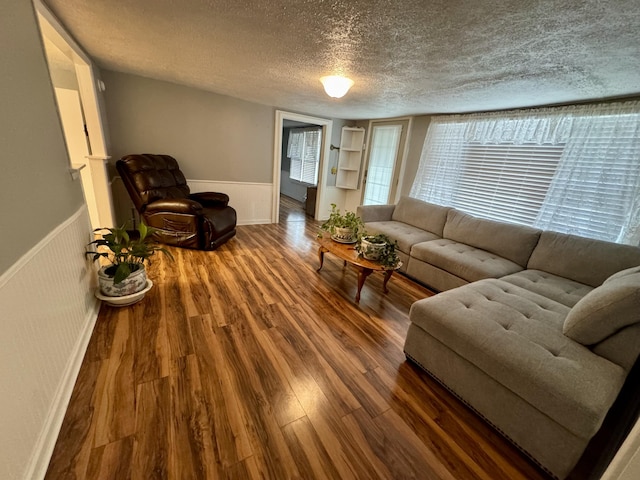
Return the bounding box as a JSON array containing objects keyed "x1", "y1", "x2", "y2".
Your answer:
[
  {"x1": 87, "y1": 222, "x2": 173, "y2": 298},
  {"x1": 356, "y1": 233, "x2": 400, "y2": 267},
  {"x1": 319, "y1": 203, "x2": 365, "y2": 243}
]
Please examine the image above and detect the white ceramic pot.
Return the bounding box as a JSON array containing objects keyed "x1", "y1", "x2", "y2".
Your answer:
[
  {"x1": 98, "y1": 264, "x2": 148, "y2": 297},
  {"x1": 332, "y1": 227, "x2": 356, "y2": 243},
  {"x1": 360, "y1": 236, "x2": 387, "y2": 260}
]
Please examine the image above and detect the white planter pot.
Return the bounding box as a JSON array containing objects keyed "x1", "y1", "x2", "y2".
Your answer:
[
  {"x1": 332, "y1": 227, "x2": 356, "y2": 243},
  {"x1": 360, "y1": 236, "x2": 387, "y2": 260},
  {"x1": 98, "y1": 264, "x2": 148, "y2": 297}
]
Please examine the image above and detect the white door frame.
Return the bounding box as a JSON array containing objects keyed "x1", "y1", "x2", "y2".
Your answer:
[
  {"x1": 361, "y1": 116, "x2": 413, "y2": 206},
  {"x1": 35, "y1": 0, "x2": 115, "y2": 227},
  {"x1": 273, "y1": 111, "x2": 333, "y2": 222}
]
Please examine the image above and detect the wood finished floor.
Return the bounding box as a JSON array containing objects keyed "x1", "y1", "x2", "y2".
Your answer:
[{"x1": 46, "y1": 196, "x2": 551, "y2": 479}]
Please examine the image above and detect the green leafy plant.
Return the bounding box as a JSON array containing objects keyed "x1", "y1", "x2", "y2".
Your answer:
[
  {"x1": 318, "y1": 203, "x2": 364, "y2": 240},
  {"x1": 86, "y1": 222, "x2": 174, "y2": 284},
  {"x1": 356, "y1": 232, "x2": 400, "y2": 267}
]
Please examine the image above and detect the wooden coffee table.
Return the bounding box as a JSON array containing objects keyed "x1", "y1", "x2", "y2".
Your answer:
[{"x1": 316, "y1": 233, "x2": 401, "y2": 302}]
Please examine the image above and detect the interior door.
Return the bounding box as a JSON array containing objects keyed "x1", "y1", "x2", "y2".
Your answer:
[{"x1": 361, "y1": 119, "x2": 409, "y2": 205}]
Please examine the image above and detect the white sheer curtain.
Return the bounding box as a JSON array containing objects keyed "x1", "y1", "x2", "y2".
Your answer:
[
  {"x1": 410, "y1": 101, "x2": 640, "y2": 245},
  {"x1": 410, "y1": 120, "x2": 466, "y2": 205},
  {"x1": 534, "y1": 102, "x2": 640, "y2": 244}
]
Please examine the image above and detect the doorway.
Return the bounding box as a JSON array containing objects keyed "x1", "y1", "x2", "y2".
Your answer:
[
  {"x1": 36, "y1": 0, "x2": 114, "y2": 228},
  {"x1": 280, "y1": 120, "x2": 322, "y2": 222},
  {"x1": 273, "y1": 111, "x2": 333, "y2": 223},
  {"x1": 361, "y1": 118, "x2": 411, "y2": 205}
]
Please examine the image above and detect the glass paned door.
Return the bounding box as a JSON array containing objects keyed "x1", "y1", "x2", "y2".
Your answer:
[{"x1": 362, "y1": 124, "x2": 403, "y2": 205}]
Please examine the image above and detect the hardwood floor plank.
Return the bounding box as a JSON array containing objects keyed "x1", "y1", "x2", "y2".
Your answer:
[
  {"x1": 281, "y1": 416, "x2": 343, "y2": 480},
  {"x1": 92, "y1": 308, "x2": 136, "y2": 447},
  {"x1": 189, "y1": 314, "x2": 253, "y2": 466},
  {"x1": 286, "y1": 303, "x2": 390, "y2": 418},
  {"x1": 47, "y1": 203, "x2": 552, "y2": 480},
  {"x1": 83, "y1": 304, "x2": 118, "y2": 363},
  {"x1": 217, "y1": 324, "x2": 303, "y2": 479},
  {"x1": 45, "y1": 360, "x2": 102, "y2": 479},
  {"x1": 269, "y1": 302, "x2": 362, "y2": 417},
  {"x1": 161, "y1": 271, "x2": 194, "y2": 359},
  {"x1": 132, "y1": 284, "x2": 166, "y2": 384},
  {"x1": 342, "y1": 407, "x2": 456, "y2": 480},
  {"x1": 168, "y1": 354, "x2": 219, "y2": 480},
  {"x1": 132, "y1": 377, "x2": 170, "y2": 479},
  {"x1": 86, "y1": 436, "x2": 134, "y2": 480}
]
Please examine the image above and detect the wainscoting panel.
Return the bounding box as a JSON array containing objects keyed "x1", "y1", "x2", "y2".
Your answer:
[
  {"x1": 0, "y1": 207, "x2": 100, "y2": 480},
  {"x1": 188, "y1": 180, "x2": 273, "y2": 225}
]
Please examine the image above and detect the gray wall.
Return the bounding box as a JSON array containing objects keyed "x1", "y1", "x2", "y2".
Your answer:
[
  {"x1": 0, "y1": 0, "x2": 84, "y2": 274},
  {"x1": 102, "y1": 70, "x2": 274, "y2": 183}
]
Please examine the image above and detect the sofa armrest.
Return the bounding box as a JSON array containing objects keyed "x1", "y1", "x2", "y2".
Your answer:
[
  {"x1": 189, "y1": 192, "x2": 229, "y2": 208},
  {"x1": 357, "y1": 204, "x2": 396, "y2": 223},
  {"x1": 146, "y1": 198, "x2": 203, "y2": 215}
]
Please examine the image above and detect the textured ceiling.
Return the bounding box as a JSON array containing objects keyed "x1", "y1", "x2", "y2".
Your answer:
[{"x1": 44, "y1": 0, "x2": 640, "y2": 119}]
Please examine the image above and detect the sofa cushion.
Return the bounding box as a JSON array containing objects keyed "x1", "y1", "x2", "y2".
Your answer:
[
  {"x1": 563, "y1": 272, "x2": 640, "y2": 345},
  {"x1": 364, "y1": 221, "x2": 440, "y2": 254},
  {"x1": 409, "y1": 279, "x2": 626, "y2": 438},
  {"x1": 391, "y1": 197, "x2": 450, "y2": 236},
  {"x1": 528, "y1": 231, "x2": 640, "y2": 287},
  {"x1": 500, "y1": 270, "x2": 593, "y2": 307},
  {"x1": 604, "y1": 265, "x2": 640, "y2": 284},
  {"x1": 443, "y1": 210, "x2": 541, "y2": 267},
  {"x1": 411, "y1": 239, "x2": 524, "y2": 282}
]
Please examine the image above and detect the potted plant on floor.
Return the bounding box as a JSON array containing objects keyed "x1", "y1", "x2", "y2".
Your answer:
[
  {"x1": 357, "y1": 233, "x2": 400, "y2": 267},
  {"x1": 319, "y1": 203, "x2": 365, "y2": 243},
  {"x1": 86, "y1": 222, "x2": 173, "y2": 305}
]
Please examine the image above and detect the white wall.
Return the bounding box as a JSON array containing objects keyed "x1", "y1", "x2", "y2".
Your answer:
[{"x1": 0, "y1": 2, "x2": 99, "y2": 478}]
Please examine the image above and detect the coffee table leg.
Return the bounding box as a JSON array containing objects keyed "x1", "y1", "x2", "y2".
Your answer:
[
  {"x1": 317, "y1": 247, "x2": 327, "y2": 272},
  {"x1": 382, "y1": 270, "x2": 394, "y2": 294},
  {"x1": 356, "y1": 267, "x2": 373, "y2": 303}
]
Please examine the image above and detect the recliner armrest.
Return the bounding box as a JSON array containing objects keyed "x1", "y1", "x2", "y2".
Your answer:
[
  {"x1": 189, "y1": 192, "x2": 229, "y2": 207},
  {"x1": 145, "y1": 198, "x2": 203, "y2": 215}
]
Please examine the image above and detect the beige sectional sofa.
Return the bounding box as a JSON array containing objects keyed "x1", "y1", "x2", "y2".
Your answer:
[{"x1": 358, "y1": 196, "x2": 640, "y2": 479}]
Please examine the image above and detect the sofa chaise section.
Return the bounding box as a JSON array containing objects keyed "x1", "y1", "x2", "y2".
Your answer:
[{"x1": 405, "y1": 263, "x2": 640, "y2": 478}]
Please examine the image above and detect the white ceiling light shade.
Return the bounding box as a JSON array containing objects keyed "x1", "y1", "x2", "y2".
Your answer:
[{"x1": 320, "y1": 75, "x2": 354, "y2": 98}]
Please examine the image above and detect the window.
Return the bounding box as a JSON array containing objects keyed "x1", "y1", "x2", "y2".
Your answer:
[
  {"x1": 363, "y1": 124, "x2": 402, "y2": 205},
  {"x1": 287, "y1": 128, "x2": 322, "y2": 185},
  {"x1": 410, "y1": 101, "x2": 640, "y2": 245}
]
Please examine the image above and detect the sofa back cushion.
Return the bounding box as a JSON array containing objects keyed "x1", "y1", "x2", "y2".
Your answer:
[
  {"x1": 563, "y1": 271, "x2": 640, "y2": 346},
  {"x1": 528, "y1": 231, "x2": 640, "y2": 287},
  {"x1": 442, "y1": 209, "x2": 542, "y2": 267},
  {"x1": 391, "y1": 197, "x2": 450, "y2": 236}
]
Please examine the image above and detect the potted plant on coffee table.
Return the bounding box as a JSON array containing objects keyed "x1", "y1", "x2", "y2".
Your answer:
[
  {"x1": 356, "y1": 232, "x2": 400, "y2": 267},
  {"x1": 86, "y1": 222, "x2": 173, "y2": 306},
  {"x1": 318, "y1": 203, "x2": 365, "y2": 243}
]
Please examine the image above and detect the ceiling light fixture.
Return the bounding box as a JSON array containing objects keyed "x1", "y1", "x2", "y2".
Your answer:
[{"x1": 320, "y1": 75, "x2": 354, "y2": 98}]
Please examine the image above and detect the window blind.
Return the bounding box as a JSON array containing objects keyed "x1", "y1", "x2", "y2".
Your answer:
[
  {"x1": 410, "y1": 101, "x2": 640, "y2": 245},
  {"x1": 288, "y1": 128, "x2": 322, "y2": 185}
]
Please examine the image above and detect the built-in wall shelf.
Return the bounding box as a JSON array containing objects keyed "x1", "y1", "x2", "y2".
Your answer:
[{"x1": 336, "y1": 127, "x2": 365, "y2": 190}]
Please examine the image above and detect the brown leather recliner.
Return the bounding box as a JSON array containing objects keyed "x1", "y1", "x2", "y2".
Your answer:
[{"x1": 116, "y1": 154, "x2": 237, "y2": 250}]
